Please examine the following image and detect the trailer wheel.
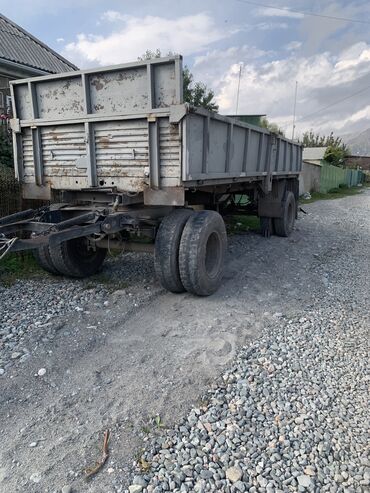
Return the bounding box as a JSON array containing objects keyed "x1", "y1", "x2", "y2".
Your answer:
[
  {"x1": 154, "y1": 208, "x2": 193, "y2": 293},
  {"x1": 179, "y1": 210, "x2": 227, "y2": 296},
  {"x1": 49, "y1": 238, "x2": 107, "y2": 278},
  {"x1": 34, "y1": 246, "x2": 60, "y2": 275},
  {"x1": 273, "y1": 191, "x2": 296, "y2": 237}
]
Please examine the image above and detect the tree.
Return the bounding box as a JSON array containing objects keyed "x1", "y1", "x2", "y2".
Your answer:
[
  {"x1": 301, "y1": 131, "x2": 349, "y2": 167},
  {"x1": 260, "y1": 117, "x2": 285, "y2": 136},
  {"x1": 138, "y1": 50, "x2": 219, "y2": 112}
]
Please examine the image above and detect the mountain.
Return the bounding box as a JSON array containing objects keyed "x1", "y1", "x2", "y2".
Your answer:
[{"x1": 342, "y1": 128, "x2": 370, "y2": 156}]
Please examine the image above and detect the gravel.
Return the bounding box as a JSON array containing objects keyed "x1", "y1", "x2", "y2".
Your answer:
[
  {"x1": 126, "y1": 192, "x2": 370, "y2": 493},
  {"x1": 0, "y1": 252, "x2": 156, "y2": 373},
  {"x1": 0, "y1": 190, "x2": 369, "y2": 493},
  {"x1": 130, "y1": 302, "x2": 369, "y2": 493}
]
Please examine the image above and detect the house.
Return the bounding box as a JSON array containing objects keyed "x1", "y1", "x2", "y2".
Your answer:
[
  {"x1": 0, "y1": 13, "x2": 77, "y2": 115},
  {"x1": 344, "y1": 155, "x2": 370, "y2": 171},
  {"x1": 299, "y1": 147, "x2": 327, "y2": 195}
]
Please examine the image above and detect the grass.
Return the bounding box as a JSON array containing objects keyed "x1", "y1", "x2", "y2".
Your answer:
[
  {"x1": 0, "y1": 252, "x2": 45, "y2": 286},
  {"x1": 300, "y1": 185, "x2": 363, "y2": 204},
  {"x1": 226, "y1": 214, "x2": 260, "y2": 234}
]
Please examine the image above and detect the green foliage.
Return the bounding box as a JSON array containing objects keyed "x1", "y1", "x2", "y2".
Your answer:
[
  {"x1": 260, "y1": 117, "x2": 285, "y2": 136},
  {"x1": 323, "y1": 145, "x2": 347, "y2": 167},
  {"x1": 0, "y1": 253, "x2": 42, "y2": 286},
  {"x1": 138, "y1": 50, "x2": 218, "y2": 112},
  {"x1": 301, "y1": 130, "x2": 347, "y2": 149},
  {"x1": 0, "y1": 129, "x2": 13, "y2": 168}
]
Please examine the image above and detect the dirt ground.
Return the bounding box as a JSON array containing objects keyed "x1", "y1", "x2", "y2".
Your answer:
[{"x1": 0, "y1": 189, "x2": 369, "y2": 493}]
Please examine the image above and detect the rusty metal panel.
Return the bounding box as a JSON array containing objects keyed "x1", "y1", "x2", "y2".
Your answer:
[
  {"x1": 94, "y1": 120, "x2": 150, "y2": 192},
  {"x1": 11, "y1": 56, "x2": 183, "y2": 124}
]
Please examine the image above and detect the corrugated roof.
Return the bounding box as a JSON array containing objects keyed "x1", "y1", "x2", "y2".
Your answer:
[{"x1": 0, "y1": 13, "x2": 78, "y2": 74}]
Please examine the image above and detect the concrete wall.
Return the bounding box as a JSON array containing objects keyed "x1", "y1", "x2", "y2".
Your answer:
[{"x1": 299, "y1": 161, "x2": 321, "y2": 195}]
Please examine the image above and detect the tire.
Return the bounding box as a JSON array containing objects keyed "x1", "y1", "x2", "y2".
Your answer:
[
  {"x1": 49, "y1": 237, "x2": 107, "y2": 278},
  {"x1": 179, "y1": 210, "x2": 227, "y2": 296},
  {"x1": 154, "y1": 208, "x2": 193, "y2": 293},
  {"x1": 33, "y1": 245, "x2": 60, "y2": 275},
  {"x1": 273, "y1": 191, "x2": 296, "y2": 237}
]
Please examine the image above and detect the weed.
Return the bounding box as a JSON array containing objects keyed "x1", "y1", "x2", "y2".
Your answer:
[
  {"x1": 0, "y1": 252, "x2": 46, "y2": 286},
  {"x1": 300, "y1": 186, "x2": 362, "y2": 204}
]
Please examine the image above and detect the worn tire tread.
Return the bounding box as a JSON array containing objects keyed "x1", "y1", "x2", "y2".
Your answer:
[
  {"x1": 179, "y1": 210, "x2": 227, "y2": 296},
  {"x1": 154, "y1": 208, "x2": 193, "y2": 293},
  {"x1": 33, "y1": 246, "x2": 60, "y2": 275},
  {"x1": 273, "y1": 191, "x2": 296, "y2": 237}
]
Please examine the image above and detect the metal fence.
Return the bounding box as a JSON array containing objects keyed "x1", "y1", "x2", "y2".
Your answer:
[{"x1": 320, "y1": 163, "x2": 365, "y2": 193}]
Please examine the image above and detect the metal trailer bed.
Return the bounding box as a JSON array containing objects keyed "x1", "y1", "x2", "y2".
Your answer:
[{"x1": 0, "y1": 56, "x2": 302, "y2": 296}]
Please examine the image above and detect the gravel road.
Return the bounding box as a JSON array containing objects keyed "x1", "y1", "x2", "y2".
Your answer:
[{"x1": 0, "y1": 190, "x2": 369, "y2": 493}]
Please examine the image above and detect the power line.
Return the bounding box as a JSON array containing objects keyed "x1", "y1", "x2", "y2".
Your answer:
[
  {"x1": 276, "y1": 83, "x2": 370, "y2": 134},
  {"x1": 235, "y1": 0, "x2": 370, "y2": 25},
  {"x1": 296, "y1": 85, "x2": 370, "y2": 123}
]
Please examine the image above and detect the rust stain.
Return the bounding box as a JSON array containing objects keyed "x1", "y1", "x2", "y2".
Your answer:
[{"x1": 91, "y1": 78, "x2": 105, "y2": 91}]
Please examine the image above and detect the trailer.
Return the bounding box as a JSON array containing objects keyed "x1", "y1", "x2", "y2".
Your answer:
[{"x1": 0, "y1": 56, "x2": 302, "y2": 296}]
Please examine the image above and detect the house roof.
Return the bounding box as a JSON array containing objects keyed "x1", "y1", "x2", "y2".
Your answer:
[
  {"x1": 0, "y1": 13, "x2": 78, "y2": 74},
  {"x1": 303, "y1": 147, "x2": 327, "y2": 161},
  {"x1": 303, "y1": 159, "x2": 323, "y2": 167}
]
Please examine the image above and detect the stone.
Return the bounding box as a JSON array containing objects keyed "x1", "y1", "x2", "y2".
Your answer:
[
  {"x1": 226, "y1": 466, "x2": 243, "y2": 483},
  {"x1": 29, "y1": 442, "x2": 37, "y2": 448},
  {"x1": 11, "y1": 352, "x2": 22, "y2": 360},
  {"x1": 61, "y1": 486, "x2": 72, "y2": 493},
  {"x1": 30, "y1": 472, "x2": 42, "y2": 483},
  {"x1": 297, "y1": 475, "x2": 312, "y2": 488},
  {"x1": 133, "y1": 476, "x2": 148, "y2": 487},
  {"x1": 128, "y1": 485, "x2": 143, "y2": 493},
  {"x1": 37, "y1": 368, "x2": 47, "y2": 376}
]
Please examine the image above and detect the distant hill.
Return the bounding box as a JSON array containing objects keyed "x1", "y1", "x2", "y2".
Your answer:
[{"x1": 342, "y1": 128, "x2": 370, "y2": 156}]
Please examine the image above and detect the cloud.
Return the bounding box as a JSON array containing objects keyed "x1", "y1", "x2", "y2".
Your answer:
[
  {"x1": 63, "y1": 13, "x2": 234, "y2": 66},
  {"x1": 285, "y1": 41, "x2": 302, "y2": 51},
  {"x1": 255, "y1": 21, "x2": 288, "y2": 30},
  {"x1": 256, "y1": 7, "x2": 304, "y2": 19},
  {"x1": 193, "y1": 41, "x2": 370, "y2": 135}
]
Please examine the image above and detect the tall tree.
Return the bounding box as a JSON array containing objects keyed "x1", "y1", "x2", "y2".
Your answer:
[
  {"x1": 138, "y1": 50, "x2": 219, "y2": 112},
  {"x1": 260, "y1": 117, "x2": 285, "y2": 136}
]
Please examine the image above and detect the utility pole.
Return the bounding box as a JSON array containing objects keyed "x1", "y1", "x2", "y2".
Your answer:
[
  {"x1": 292, "y1": 80, "x2": 298, "y2": 140},
  {"x1": 235, "y1": 64, "x2": 242, "y2": 114}
]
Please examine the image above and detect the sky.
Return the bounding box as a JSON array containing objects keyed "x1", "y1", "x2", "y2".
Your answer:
[{"x1": 1, "y1": 0, "x2": 370, "y2": 138}]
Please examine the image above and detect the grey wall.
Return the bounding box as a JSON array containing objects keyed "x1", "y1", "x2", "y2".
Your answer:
[{"x1": 299, "y1": 161, "x2": 321, "y2": 195}]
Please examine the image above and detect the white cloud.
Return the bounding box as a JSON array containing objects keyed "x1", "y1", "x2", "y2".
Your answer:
[
  {"x1": 193, "y1": 41, "x2": 370, "y2": 135},
  {"x1": 285, "y1": 41, "x2": 302, "y2": 51},
  {"x1": 256, "y1": 7, "x2": 304, "y2": 19},
  {"x1": 63, "y1": 13, "x2": 234, "y2": 66},
  {"x1": 56, "y1": 37, "x2": 65, "y2": 43},
  {"x1": 255, "y1": 22, "x2": 288, "y2": 30}
]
